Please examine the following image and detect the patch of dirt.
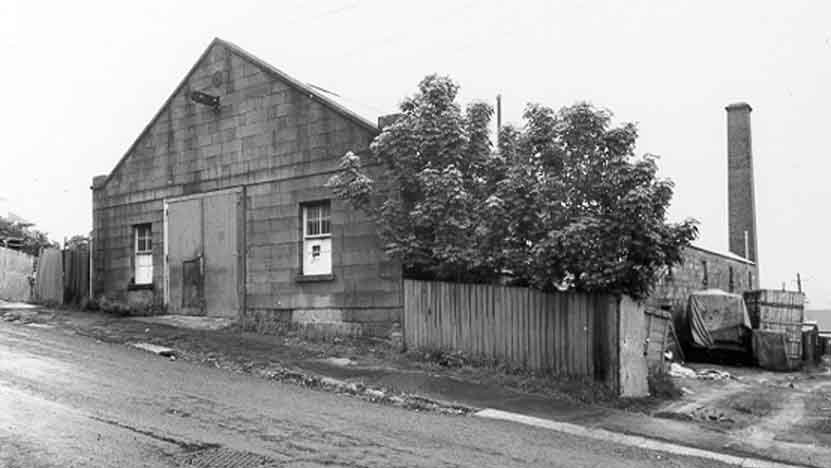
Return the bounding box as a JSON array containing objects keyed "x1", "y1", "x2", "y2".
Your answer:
[
  {"x1": 724, "y1": 388, "x2": 777, "y2": 418},
  {"x1": 773, "y1": 381, "x2": 831, "y2": 446}
]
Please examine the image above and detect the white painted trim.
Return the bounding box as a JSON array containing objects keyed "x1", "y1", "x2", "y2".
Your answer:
[
  {"x1": 163, "y1": 202, "x2": 169, "y2": 306},
  {"x1": 474, "y1": 409, "x2": 801, "y2": 468}
]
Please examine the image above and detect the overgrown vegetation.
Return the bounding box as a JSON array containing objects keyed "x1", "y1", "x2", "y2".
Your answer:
[
  {"x1": 0, "y1": 216, "x2": 58, "y2": 256},
  {"x1": 328, "y1": 75, "x2": 698, "y2": 298}
]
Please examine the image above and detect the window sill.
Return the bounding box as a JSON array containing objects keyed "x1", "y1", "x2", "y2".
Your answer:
[
  {"x1": 295, "y1": 273, "x2": 335, "y2": 283},
  {"x1": 127, "y1": 283, "x2": 154, "y2": 291}
]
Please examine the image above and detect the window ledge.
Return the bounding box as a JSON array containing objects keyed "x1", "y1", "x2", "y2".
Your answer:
[
  {"x1": 127, "y1": 283, "x2": 154, "y2": 291},
  {"x1": 295, "y1": 273, "x2": 335, "y2": 283}
]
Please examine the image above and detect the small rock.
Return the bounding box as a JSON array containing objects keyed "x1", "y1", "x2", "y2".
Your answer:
[
  {"x1": 325, "y1": 357, "x2": 356, "y2": 367},
  {"x1": 364, "y1": 389, "x2": 385, "y2": 400},
  {"x1": 344, "y1": 383, "x2": 360, "y2": 394},
  {"x1": 130, "y1": 342, "x2": 176, "y2": 357},
  {"x1": 320, "y1": 377, "x2": 345, "y2": 388}
]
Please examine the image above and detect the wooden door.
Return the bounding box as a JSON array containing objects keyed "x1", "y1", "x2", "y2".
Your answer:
[
  {"x1": 618, "y1": 296, "x2": 649, "y2": 397},
  {"x1": 202, "y1": 191, "x2": 241, "y2": 317},
  {"x1": 165, "y1": 189, "x2": 242, "y2": 317},
  {"x1": 166, "y1": 198, "x2": 204, "y2": 315}
]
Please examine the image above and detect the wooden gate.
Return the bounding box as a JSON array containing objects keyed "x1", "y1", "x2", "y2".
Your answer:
[{"x1": 164, "y1": 189, "x2": 243, "y2": 317}]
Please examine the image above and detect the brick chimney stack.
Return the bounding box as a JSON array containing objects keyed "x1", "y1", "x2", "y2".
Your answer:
[{"x1": 726, "y1": 102, "x2": 758, "y2": 263}]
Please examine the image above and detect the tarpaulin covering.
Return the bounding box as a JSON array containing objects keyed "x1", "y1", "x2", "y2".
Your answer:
[
  {"x1": 752, "y1": 330, "x2": 798, "y2": 371},
  {"x1": 686, "y1": 289, "x2": 751, "y2": 350}
]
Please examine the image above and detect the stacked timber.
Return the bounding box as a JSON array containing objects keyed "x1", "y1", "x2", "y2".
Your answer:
[{"x1": 744, "y1": 289, "x2": 805, "y2": 368}]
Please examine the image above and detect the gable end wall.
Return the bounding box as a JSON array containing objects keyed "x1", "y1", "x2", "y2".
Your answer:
[{"x1": 92, "y1": 42, "x2": 400, "y2": 336}]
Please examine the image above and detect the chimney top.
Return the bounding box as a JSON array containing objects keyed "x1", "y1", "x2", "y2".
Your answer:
[
  {"x1": 726, "y1": 102, "x2": 752, "y2": 112},
  {"x1": 91, "y1": 175, "x2": 107, "y2": 190},
  {"x1": 378, "y1": 113, "x2": 403, "y2": 130}
]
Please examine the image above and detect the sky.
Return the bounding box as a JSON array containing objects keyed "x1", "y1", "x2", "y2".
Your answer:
[{"x1": 1, "y1": 1, "x2": 829, "y2": 308}]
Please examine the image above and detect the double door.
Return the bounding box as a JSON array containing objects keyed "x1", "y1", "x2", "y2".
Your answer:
[{"x1": 164, "y1": 189, "x2": 243, "y2": 317}]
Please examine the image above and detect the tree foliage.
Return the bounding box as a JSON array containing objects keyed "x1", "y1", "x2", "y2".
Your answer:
[
  {"x1": 328, "y1": 75, "x2": 698, "y2": 299},
  {"x1": 0, "y1": 217, "x2": 58, "y2": 256}
]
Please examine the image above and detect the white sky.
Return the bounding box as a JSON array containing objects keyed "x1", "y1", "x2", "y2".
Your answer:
[{"x1": 1, "y1": 1, "x2": 829, "y2": 308}]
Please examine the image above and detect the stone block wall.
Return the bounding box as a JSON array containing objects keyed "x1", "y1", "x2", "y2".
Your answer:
[
  {"x1": 649, "y1": 245, "x2": 758, "y2": 313},
  {"x1": 92, "y1": 39, "x2": 401, "y2": 336}
]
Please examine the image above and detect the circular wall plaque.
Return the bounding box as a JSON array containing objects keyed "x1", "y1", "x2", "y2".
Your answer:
[{"x1": 212, "y1": 70, "x2": 224, "y2": 88}]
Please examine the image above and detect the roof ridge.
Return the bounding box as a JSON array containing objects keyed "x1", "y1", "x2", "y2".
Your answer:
[
  {"x1": 98, "y1": 37, "x2": 378, "y2": 189},
  {"x1": 215, "y1": 38, "x2": 378, "y2": 132}
]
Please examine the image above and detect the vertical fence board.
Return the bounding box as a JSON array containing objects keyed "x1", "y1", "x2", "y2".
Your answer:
[
  {"x1": 586, "y1": 295, "x2": 595, "y2": 377},
  {"x1": 401, "y1": 280, "x2": 619, "y2": 382},
  {"x1": 519, "y1": 288, "x2": 527, "y2": 367},
  {"x1": 505, "y1": 286, "x2": 512, "y2": 363},
  {"x1": 580, "y1": 293, "x2": 588, "y2": 375},
  {"x1": 567, "y1": 294, "x2": 576, "y2": 377},
  {"x1": 525, "y1": 289, "x2": 537, "y2": 369}
]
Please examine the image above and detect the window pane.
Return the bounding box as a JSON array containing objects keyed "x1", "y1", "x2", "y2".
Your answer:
[
  {"x1": 135, "y1": 225, "x2": 152, "y2": 252},
  {"x1": 307, "y1": 218, "x2": 319, "y2": 236},
  {"x1": 320, "y1": 204, "x2": 330, "y2": 234},
  {"x1": 303, "y1": 203, "x2": 331, "y2": 237}
]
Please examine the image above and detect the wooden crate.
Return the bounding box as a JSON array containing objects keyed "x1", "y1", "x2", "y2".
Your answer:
[{"x1": 744, "y1": 290, "x2": 805, "y2": 362}]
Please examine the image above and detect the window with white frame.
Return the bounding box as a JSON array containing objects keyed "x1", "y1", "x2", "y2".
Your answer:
[
  {"x1": 302, "y1": 202, "x2": 331, "y2": 276},
  {"x1": 134, "y1": 224, "x2": 153, "y2": 285}
]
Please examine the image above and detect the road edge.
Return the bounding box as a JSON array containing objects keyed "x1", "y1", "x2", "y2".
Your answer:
[{"x1": 474, "y1": 409, "x2": 808, "y2": 468}]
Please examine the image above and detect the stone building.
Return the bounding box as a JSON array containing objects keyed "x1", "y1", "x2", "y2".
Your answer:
[
  {"x1": 649, "y1": 103, "x2": 760, "y2": 311},
  {"x1": 91, "y1": 38, "x2": 400, "y2": 336},
  {"x1": 91, "y1": 37, "x2": 762, "y2": 337}
]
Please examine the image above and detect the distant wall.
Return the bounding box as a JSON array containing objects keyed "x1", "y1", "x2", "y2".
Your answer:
[
  {"x1": 0, "y1": 246, "x2": 34, "y2": 302},
  {"x1": 649, "y1": 245, "x2": 758, "y2": 313}
]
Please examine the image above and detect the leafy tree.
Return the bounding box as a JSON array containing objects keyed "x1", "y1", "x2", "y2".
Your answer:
[
  {"x1": 65, "y1": 234, "x2": 90, "y2": 250},
  {"x1": 494, "y1": 103, "x2": 699, "y2": 298},
  {"x1": 329, "y1": 75, "x2": 500, "y2": 282},
  {"x1": 0, "y1": 216, "x2": 58, "y2": 256},
  {"x1": 328, "y1": 75, "x2": 698, "y2": 298}
]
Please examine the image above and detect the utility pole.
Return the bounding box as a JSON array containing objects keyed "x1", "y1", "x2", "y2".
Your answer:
[{"x1": 797, "y1": 272, "x2": 802, "y2": 293}]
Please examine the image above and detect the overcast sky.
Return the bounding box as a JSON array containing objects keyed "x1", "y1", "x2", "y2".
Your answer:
[{"x1": 1, "y1": 1, "x2": 828, "y2": 308}]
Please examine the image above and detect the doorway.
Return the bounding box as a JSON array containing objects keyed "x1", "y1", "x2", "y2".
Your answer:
[{"x1": 164, "y1": 188, "x2": 243, "y2": 317}]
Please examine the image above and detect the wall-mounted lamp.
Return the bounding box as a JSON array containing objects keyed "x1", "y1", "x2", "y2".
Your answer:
[{"x1": 190, "y1": 90, "x2": 220, "y2": 110}]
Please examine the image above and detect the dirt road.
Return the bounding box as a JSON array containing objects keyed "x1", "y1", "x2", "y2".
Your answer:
[{"x1": 0, "y1": 319, "x2": 731, "y2": 468}]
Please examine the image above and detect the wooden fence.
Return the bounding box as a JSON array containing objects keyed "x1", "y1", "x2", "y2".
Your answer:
[
  {"x1": 63, "y1": 247, "x2": 89, "y2": 305},
  {"x1": 33, "y1": 246, "x2": 89, "y2": 306},
  {"x1": 35, "y1": 248, "x2": 63, "y2": 304},
  {"x1": 644, "y1": 308, "x2": 673, "y2": 374},
  {"x1": 403, "y1": 279, "x2": 647, "y2": 394},
  {"x1": 0, "y1": 246, "x2": 34, "y2": 302}
]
